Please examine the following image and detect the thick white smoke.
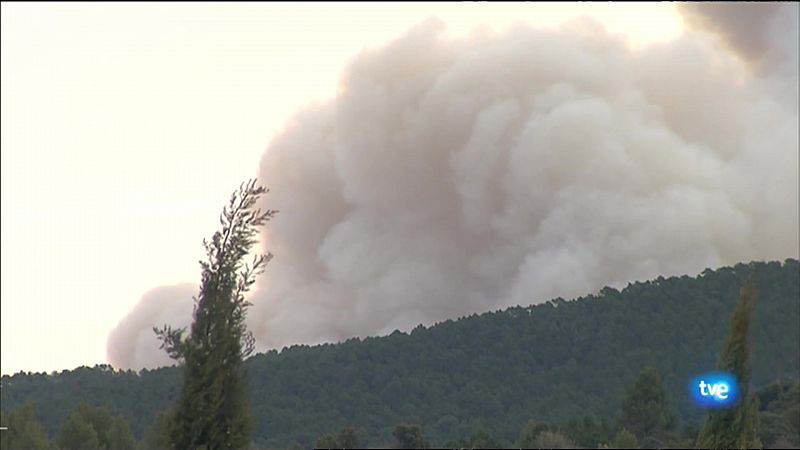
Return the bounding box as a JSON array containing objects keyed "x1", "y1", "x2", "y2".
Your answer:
[
  {"x1": 108, "y1": 284, "x2": 195, "y2": 370},
  {"x1": 109, "y1": 4, "x2": 799, "y2": 370}
]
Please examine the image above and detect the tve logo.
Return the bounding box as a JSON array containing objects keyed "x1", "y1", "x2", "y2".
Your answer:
[{"x1": 689, "y1": 372, "x2": 740, "y2": 408}]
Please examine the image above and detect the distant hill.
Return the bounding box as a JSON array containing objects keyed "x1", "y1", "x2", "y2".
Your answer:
[{"x1": 2, "y1": 259, "x2": 798, "y2": 448}]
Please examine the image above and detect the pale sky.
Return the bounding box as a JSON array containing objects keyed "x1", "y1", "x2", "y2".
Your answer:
[{"x1": 0, "y1": 2, "x2": 684, "y2": 375}]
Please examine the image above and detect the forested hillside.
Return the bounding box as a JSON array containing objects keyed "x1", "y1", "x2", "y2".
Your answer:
[{"x1": 2, "y1": 259, "x2": 798, "y2": 448}]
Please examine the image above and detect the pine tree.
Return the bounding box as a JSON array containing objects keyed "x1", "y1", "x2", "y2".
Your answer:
[
  {"x1": 1, "y1": 402, "x2": 51, "y2": 450},
  {"x1": 619, "y1": 366, "x2": 668, "y2": 439},
  {"x1": 58, "y1": 406, "x2": 101, "y2": 450},
  {"x1": 696, "y1": 273, "x2": 762, "y2": 449},
  {"x1": 155, "y1": 179, "x2": 276, "y2": 450},
  {"x1": 57, "y1": 402, "x2": 138, "y2": 450},
  {"x1": 105, "y1": 415, "x2": 139, "y2": 450},
  {"x1": 143, "y1": 409, "x2": 175, "y2": 450}
]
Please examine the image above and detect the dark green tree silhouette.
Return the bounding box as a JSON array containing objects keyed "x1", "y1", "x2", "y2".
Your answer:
[
  {"x1": 57, "y1": 402, "x2": 137, "y2": 450},
  {"x1": 57, "y1": 405, "x2": 101, "y2": 450},
  {"x1": 1, "y1": 402, "x2": 51, "y2": 450},
  {"x1": 696, "y1": 274, "x2": 762, "y2": 449},
  {"x1": 338, "y1": 427, "x2": 360, "y2": 448},
  {"x1": 393, "y1": 423, "x2": 427, "y2": 449},
  {"x1": 619, "y1": 366, "x2": 668, "y2": 439},
  {"x1": 756, "y1": 381, "x2": 800, "y2": 448},
  {"x1": 143, "y1": 408, "x2": 175, "y2": 450},
  {"x1": 155, "y1": 179, "x2": 276, "y2": 449},
  {"x1": 105, "y1": 416, "x2": 138, "y2": 450}
]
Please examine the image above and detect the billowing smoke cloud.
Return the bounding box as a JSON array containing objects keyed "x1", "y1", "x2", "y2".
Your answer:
[
  {"x1": 109, "y1": 4, "x2": 799, "y2": 370},
  {"x1": 108, "y1": 284, "x2": 196, "y2": 370},
  {"x1": 678, "y1": 2, "x2": 799, "y2": 77}
]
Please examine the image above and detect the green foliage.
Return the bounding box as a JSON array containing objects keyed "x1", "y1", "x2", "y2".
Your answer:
[
  {"x1": 518, "y1": 420, "x2": 549, "y2": 448},
  {"x1": 313, "y1": 427, "x2": 359, "y2": 449},
  {"x1": 315, "y1": 432, "x2": 338, "y2": 448},
  {"x1": 465, "y1": 430, "x2": 499, "y2": 449},
  {"x1": 106, "y1": 417, "x2": 138, "y2": 450},
  {"x1": 612, "y1": 428, "x2": 639, "y2": 449},
  {"x1": 155, "y1": 179, "x2": 276, "y2": 450},
  {"x1": 56, "y1": 402, "x2": 137, "y2": 450},
  {"x1": 557, "y1": 416, "x2": 615, "y2": 448},
  {"x1": 1, "y1": 402, "x2": 51, "y2": 450},
  {"x1": 58, "y1": 406, "x2": 101, "y2": 450},
  {"x1": 338, "y1": 427, "x2": 359, "y2": 448},
  {"x1": 757, "y1": 381, "x2": 800, "y2": 448},
  {"x1": 619, "y1": 366, "x2": 668, "y2": 439},
  {"x1": 696, "y1": 275, "x2": 763, "y2": 449},
  {"x1": 0, "y1": 410, "x2": 5, "y2": 450},
  {"x1": 444, "y1": 429, "x2": 499, "y2": 449},
  {"x1": 0, "y1": 365, "x2": 179, "y2": 441},
  {"x1": 532, "y1": 430, "x2": 575, "y2": 449},
  {"x1": 2, "y1": 260, "x2": 798, "y2": 448},
  {"x1": 143, "y1": 409, "x2": 174, "y2": 450},
  {"x1": 393, "y1": 423, "x2": 427, "y2": 449}
]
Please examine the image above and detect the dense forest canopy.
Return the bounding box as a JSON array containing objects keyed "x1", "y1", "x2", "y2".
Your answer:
[{"x1": 2, "y1": 259, "x2": 798, "y2": 448}]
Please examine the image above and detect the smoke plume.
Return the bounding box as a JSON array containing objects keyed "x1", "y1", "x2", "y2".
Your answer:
[
  {"x1": 108, "y1": 284, "x2": 195, "y2": 370},
  {"x1": 109, "y1": 4, "x2": 799, "y2": 370}
]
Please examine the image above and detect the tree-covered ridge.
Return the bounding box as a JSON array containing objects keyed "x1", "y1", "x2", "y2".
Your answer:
[{"x1": 2, "y1": 259, "x2": 798, "y2": 448}]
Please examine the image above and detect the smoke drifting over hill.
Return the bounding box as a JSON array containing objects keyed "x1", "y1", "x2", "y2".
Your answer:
[{"x1": 109, "y1": 4, "x2": 799, "y2": 370}]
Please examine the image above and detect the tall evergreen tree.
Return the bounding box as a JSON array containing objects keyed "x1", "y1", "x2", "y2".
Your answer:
[
  {"x1": 696, "y1": 274, "x2": 762, "y2": 449},
  {"x1": 619, "y1": 366, "x2": 668, "y2": 439},
  {"x1": 155, "y1": 179, "x2": 276, "y2": 449}
]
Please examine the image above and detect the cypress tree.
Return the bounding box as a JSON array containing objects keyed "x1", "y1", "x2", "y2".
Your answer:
[
  {"x1": 155, "y1": 179, "x2": 276, "y2": 449},
  {"x1": 696, "y1": 273, "x2": 762, "y2": 449}
]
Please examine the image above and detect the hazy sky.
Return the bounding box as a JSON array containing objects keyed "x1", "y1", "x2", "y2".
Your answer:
[{"x1": 1, "y1": 3, "x2": 687, "y2": 375}]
